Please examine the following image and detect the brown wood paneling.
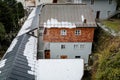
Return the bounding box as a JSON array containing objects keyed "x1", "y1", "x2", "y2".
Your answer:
[
  {"x1": 60, "y1": 55, "x2": 67, "y2": 59},
  {"x1": 45, "y1": 50, "x2": 50, "y2": 59}
]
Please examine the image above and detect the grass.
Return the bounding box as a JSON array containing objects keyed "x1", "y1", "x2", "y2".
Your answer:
[{"x1": 102, "y1": 19, "x2": 120, "y2": 33}]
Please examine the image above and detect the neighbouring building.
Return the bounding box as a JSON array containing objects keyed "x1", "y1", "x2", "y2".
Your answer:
[
  {"x1": 38, "y1": 4, "x2": 97, "y2": 65},
  {"x1": 35, "y1": 0, "x2": 117, "y2": 19},
  {"x1": 73, "y1": 0, "x2": 117, "y2": 19}
]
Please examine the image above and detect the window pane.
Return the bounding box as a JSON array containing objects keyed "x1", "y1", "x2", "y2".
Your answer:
[
  {"x1": 61, "y1": 30, "x2": 67, "y2": 35},
  {"x1": 75, "y1": 30, "x2": 81, "y2": 35},
  {"x1": 61, "y1": 45, "x2": 65, "y2": 49},
  {"x1": 75, "y1": 56, "x2": 81, "y2": 58}
]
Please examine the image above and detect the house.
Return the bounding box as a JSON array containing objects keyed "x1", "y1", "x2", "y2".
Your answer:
[
  {"x1": 0, "y1": 5, "x2": 84, "y2": 80},
  {"x1": 38, "y1": 4, "x2": 97, "y2": 65},
  {"x1": 73, "y1": 0, "x2": 117, "y2": 19},
  {"x1": 35, "y1": 0, "x2": 117, "y2": 19}
]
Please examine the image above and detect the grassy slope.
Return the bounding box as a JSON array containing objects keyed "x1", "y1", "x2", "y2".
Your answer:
[
  {"x1": 102, "y1": 19, "x2": 120, "y2": 33},
  {"x1": 91, "y1": 27, "x2": 120, "y2": 80}
]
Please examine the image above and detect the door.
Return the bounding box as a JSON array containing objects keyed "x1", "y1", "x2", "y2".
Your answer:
[
  {"x1": 60, "y1": 55, "x2": 67, "y2": 59},
  {"x1": 45, "y1": 50, "x2": 50, "y2": 59},
  {"x1": 96, "y1": 11, "x2": 100, "y2": 19},
  {"x1": 53, "y1": 0, "x2": 57, "y2": 3}
]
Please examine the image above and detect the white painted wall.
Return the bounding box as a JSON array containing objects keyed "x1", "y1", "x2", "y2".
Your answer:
[
  {"x1": 50, "y1": 42, "x2": 92, "y2": 64},
  {"x1": 74, "y1": 0, "x2": 117, "y2": 19}
]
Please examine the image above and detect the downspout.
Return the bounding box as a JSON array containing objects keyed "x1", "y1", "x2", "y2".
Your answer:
[{"x1": 37, "y1": 4, "x2": 45, "y2": 59}]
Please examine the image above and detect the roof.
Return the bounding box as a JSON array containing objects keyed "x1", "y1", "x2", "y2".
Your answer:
[
  {"x1": 17, "y1": 4, "x2": 44, "y2": 37},
  {"x1": 0, "y1": 34, "x2": 37, "y2": 80},
  {"x1": 39, "y1": 4, "x2": 97, "y2": 28},
  {"x1": 36, "y1": 59, "x2": 84, "y2": 80}
]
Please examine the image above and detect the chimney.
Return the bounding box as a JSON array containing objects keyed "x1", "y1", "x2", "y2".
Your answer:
[{"x1": 83, "y1": 19, "x2": 87, "y2": 23}]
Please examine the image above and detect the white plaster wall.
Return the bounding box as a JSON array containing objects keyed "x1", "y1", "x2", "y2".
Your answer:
[
  {"x1": 74, "y1": 0, "x2": 117, "y2": 19},
  {"x1": 50, "y1": 42, "x2": 92, "y2": 64}
]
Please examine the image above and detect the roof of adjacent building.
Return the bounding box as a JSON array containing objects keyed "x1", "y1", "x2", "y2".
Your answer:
[
  {"x1": 39, "y1": 3, "x2": 97, "y2": 28},
  {"x1": 36, "y1": 59, "x2": 84, "y2": 80}
]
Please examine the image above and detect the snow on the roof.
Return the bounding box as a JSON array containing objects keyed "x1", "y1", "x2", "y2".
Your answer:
[
  {"x1": 5, "y1": 38, "x2": 18, "y2": 53},
  {"x1": 23, "y1": 36, "x2": 37, "y2": 75},
  {"x1": 0, "y1": 59, "x2": 7, "y2": 73},
  {"x1": 81, "y1": 15, "x2": 85, "y2": 23},
  {"x1": 17, "y1": 19, "x2": 33, "y2": 36},
  {"x1": 74, "y1": 0, "x2": 82, "y2": 3},
  {"x1": 36, "y1": 59, "x2": 84, "y2": 80},
  {"x1": 17, "y1": 7, "x2": 39, "y2": 37},
  {"x1": 44, "y1": 18, "x2": 76, "y2": 28},
  {"x1": 27, "y1": 7, "x2": 37, "y2": 20}
]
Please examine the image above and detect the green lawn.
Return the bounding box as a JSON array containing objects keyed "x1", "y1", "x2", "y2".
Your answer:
[{"x1": 102, "y1": 19, "x2": 120, "y2": 33}]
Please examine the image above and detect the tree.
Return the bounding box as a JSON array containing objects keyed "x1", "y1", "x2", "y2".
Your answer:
[
  {"x1": 0, "y1": 0, "x2": 25, "y2": 33},
  {"x1": 0, "y1": 1, "x2": 14, "y2": 33},
  {"x1": 0, "y1": 22, "x2": 6, "y2": 49}
]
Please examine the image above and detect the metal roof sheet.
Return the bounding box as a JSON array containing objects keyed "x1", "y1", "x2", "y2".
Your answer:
[{"x1": 39, "y1": 4, "x2": 97, "y2": 28}]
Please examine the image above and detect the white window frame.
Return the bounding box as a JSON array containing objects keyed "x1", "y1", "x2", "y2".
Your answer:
[
  {"x1": 61, "y1": 30, "x2": 67, "y2": 35},
  {"x1": 75, "y1": 30, "x2": 81, "y2": 35}
]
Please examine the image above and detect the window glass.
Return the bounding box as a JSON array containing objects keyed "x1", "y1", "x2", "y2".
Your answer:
[
  {"x1": 75, "y1": 30, "x2": 81, "y2": 35},
  {"x1": 61, "y1": 45, "x2": 65, "y2": 49},
  {"x1": 61, "y1": 30, "x2": 67, "y2": 35}
]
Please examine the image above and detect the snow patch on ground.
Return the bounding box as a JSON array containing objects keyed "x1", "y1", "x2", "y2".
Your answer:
[{"x1": 44, "y1": 18, "x2": 76, "y2": 28}]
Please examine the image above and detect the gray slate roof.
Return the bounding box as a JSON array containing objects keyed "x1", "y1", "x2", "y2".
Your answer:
[
  {"x1": 39, "y1": 4, "x2": 97, "y2": 27},
  {"x1": 0, "y1": 34, "x2": 36, "y2": 80}
]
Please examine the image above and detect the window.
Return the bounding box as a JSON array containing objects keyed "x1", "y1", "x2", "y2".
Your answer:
[
  {"x1": 75, "y1": 56, "x2": 81, "y2": 58},
  {"x1": 61, "y1": 45, "x2": 65, "y2": 49},
  {"x1": 91, "y1": 0, "x2": 94, "y2": 5},
  {"x1": 80, "y1": 44, "x2": 85, "y2": 49},
  {"x1": 109, "y1": 0, "x2": 112, "y2": 4},
  {"x1": 53, "y1": 0, "x2": 57, "y2": 3},
  {"x1": 107, "y1": 11, "x2": 111, "y2": 17},
  {"x1": 74, "y1": 44, "x2": 79, "y2": 49},
  {"x1": 75, "y1": 30, "x2": 81, "y2": 35},
  {"x1": 61, "y1": 30, "x2": 67, "y2": 35}
]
